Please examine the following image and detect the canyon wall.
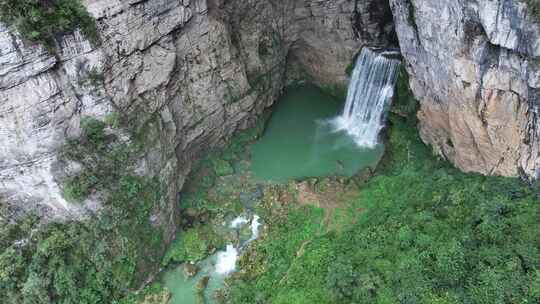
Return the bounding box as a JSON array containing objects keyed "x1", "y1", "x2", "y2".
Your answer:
[
  {"x1": 391, "y1": 0, "x2": 540, "y2": 180},
  {"x1": 3, "y1": 0, "x2": 538, "y2": 232},
  {"x1": 0, "y1": 0, "x2": 391, "y2": 239}
]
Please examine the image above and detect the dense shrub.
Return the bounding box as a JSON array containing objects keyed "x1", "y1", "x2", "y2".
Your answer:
[
  {"x1": 80, "y1": 117, "x2": 108, "y2": 150},
  {"x1": 162, "y1": 225, "x2": 225, "y2": 266},
  {"x1": 225, "y1": 77, "x2": 540, "y2": 303},
  {"x1": 0, "y1": 0, "x2": 98, "y2": 48}
]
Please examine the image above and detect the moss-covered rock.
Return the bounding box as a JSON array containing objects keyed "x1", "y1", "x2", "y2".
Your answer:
[
  {"x1": 183, "y1": 263, "x2": 199, "y2": 278},
  {"x1": 212, "y1": 159, "x2": 234, "y2": 176},
  {"x1": 162, "y1": 225, "x2": 225, "y2": 266},
  {"x1": 0, "y1": 116, "x2": 174, "y2": 303},
  {"x1": 391, "y1": 66, "x2": 418, "y2": 120}
]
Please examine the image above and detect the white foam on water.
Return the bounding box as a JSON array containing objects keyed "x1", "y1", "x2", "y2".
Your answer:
[
  {"x1": 249, "y1": 215, "x2": 261, "y2": 241},
  {"x1": 229, "y1": 216, "x2": 248, "y2": 228},
  {"x1": 215, "y1": 245, "x2": 239, "y2": 275}
]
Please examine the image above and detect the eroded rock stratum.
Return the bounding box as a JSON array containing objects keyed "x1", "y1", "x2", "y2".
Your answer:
[{"x1": 391, "y1": 0, "x2": 540, "y2": 180}]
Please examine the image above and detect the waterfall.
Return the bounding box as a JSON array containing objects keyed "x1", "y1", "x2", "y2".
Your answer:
[{"x1": 332, "y1": 48, "x2": 400, "y2": 148}]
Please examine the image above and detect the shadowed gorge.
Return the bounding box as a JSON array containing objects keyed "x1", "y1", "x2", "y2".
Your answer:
[{"x1": 0, "y1": 0, "x2": 539, "y2": 303}]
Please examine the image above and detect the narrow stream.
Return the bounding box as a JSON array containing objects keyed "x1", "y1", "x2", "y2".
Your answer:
[{"x1": 161, "y1": 215, "x2": 261, "y2": 304}]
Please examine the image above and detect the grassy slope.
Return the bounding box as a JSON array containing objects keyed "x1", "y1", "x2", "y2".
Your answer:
[{"x1": 225, "y1": 78, "x2": 540, "y2": 304}]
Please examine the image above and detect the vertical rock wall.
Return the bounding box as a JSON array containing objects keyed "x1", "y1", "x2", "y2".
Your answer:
[{"x1": 391, "y1": 0, "x2": 540, "y2": 179}]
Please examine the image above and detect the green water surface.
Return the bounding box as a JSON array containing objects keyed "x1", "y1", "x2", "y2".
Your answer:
[
  {"x1": 250, "y1": 85, "x2": 384, "y2": 182},
  {"x1": 162, "y1": 254, "x2": 226, "y2": 304}
]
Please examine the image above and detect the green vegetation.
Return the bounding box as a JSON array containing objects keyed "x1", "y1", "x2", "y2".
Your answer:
[
  {"x1": 345, "y1": 51, "x2": 361, "y2": 77},
  {"x1": 525, "y1": 0, "x2": 540, "y2": 20},
  {"x1": 162, "y1": 225, "x2": 225, "y2": 266},
  {"x1": 406, "y1": 0, "x2": 420, "y2": 38},
  {"x1": 212, "y1": 159, "x2": 234, "y2": 177},
  {"x1": 160, "y1": 118, "x2": 267, "y2": 270},
  {"x1": 392, "y1": 66, "x2": 418, "y2": 118},
  {"x1": 0, "y1": 0, "x2": 98, "y2": 49},
  {"x1": 61, "y1": 117, "x2": 140, "y2": 202},
  {"x1": 0, "y1": 117, "x2": 165, "y2": 303},
  {"x1": 227, "y1": 203, "x2": 328, "y2": 303},
  {"x1": 224, "y1": 76, "x2": 540, "y2": 303},
  {"x1": 117, "y1": 282, "x2": 171, "y2": 304}
]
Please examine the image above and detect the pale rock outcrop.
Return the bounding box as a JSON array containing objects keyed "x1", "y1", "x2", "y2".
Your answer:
[
  {"x1": 390, "y1": 0, "x2": 540, "y2": 179},
  {"x1": 0, "y1": 26, "x2": 107, "y2": 219}
]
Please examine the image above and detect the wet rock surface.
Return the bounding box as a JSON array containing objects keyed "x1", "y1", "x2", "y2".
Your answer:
[{"x1": 183, "y1": 263, "x2": 199, "y2": 278}]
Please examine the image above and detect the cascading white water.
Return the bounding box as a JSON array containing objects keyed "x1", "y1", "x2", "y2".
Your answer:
[
  {"x1": 215, "y1": 245, "x2": 239, "y2": 275},
  {"x1": 248, "y1": 215, "x2": 261, "y2": 242},
  {"x1": 229, "y1": 216, "x2": 248, "y2": 228},
  {"x1": 332, "y1": 48, "x2": 400, "y2": 148},
  {"x1": 215, "y1": 215, "x2": 262, "y2": 275}
]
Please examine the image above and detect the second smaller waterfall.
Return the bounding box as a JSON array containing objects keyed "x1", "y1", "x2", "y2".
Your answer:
[
  {"x1": 215, "y1": 215, "x2": 262, "y2": 275},
  {"x1": 332, "y1": 48, "x2": 400, "y2": 148}
]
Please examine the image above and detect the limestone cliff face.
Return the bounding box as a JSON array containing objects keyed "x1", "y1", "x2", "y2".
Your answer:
[
  {"x1": 390, "y1": 0, "x2": 540, "y2": 180},
  {"x1": 0, "y1": 0, "x2": 391, "y2": 235}
]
